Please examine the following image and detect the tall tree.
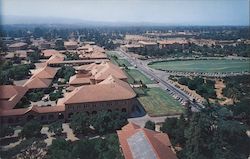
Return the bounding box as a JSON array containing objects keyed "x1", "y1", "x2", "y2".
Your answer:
[{"x1": 144, "y1": 120, "x2": 155, "y2": 130}]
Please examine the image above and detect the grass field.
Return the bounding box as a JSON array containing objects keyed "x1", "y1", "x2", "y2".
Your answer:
[
  {"x1": 125, "y1": 69, "x2": 154, "y2": 84},
  {"x1": 135, "y1": 87, "x2": 184, "y2": 116},
  {"x1": 116, "y1": 59, "x2": 132, "y2": 67},
  {"x1": 106, "y1": 51, "x2": 121, "y2": 58},
  {"x1": 107, "y1": 51, "x2": 132, "y2": 67},
  {"x1": 148, "y1": 59, "x2": 250, "y2": 73}
]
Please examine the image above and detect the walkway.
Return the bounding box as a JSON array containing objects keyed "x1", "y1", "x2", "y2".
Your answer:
[{"x1": 128, "y1": 114, "x2": 180, "y2": 127}]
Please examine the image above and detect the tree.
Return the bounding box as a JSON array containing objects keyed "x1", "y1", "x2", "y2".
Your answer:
[
  {"x1": 13, "y1": 54, "x2": 21, "y2": 64},
  {"x1": 28, "y1": 51, "x2": 40, "y2": 63},
  {"x1": 56, "y1": 66, "x2": 75, "y2": 82},
  {"x1": 47, "y1": 139, "x2": 73, "y2": 159},
  {"x1": 144, "y1": 120, "x2": 155, "y2": 130},
  {"x1": 49, "y1": 90, "x2": 63, "y2": 101},
  {"x1": 15, "y1": 96, "x2": 31, "y2": 108},
  {"x1": 0, "y1": 125, "x2": 14, "y2": 137},
  {"x1": 91, "y1": 111, "x2": 128, "y2": 134},
  {"x1": 180, "y1": 107, "x2": 250, "y2": 159},
  {"x1": 72, "y1": 138, "x2": 99, "y2": 159},
  {"x1": 49, "y1": 121, "x2": 63, "y2": 136},
  {"x1": 21, "y1": 120, "x2": 42, "y2": 138},
  {"x1": 95, "y1": 134, "x2": 123, "y2": 159},
  {"x1": 161, "y1": 115, "x2": 187, "y2": 146},
  {"x1": 27, "y1": 90, "x2": 44, "y2": 102},
  {"x1": 70, "y1": 113, "x2": 90, "y2": 134}
]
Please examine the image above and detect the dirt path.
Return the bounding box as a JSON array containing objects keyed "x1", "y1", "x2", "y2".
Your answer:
[
  {"x1": 173, "y1": 81, "x2": 205, "y2": 103},
  {"x1": 214, "y1": 80, "x2": 233, "y2": 105}
]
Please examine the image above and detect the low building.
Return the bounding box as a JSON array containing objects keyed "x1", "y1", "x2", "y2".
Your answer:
[
  {"x1": 122, "y1": 44, "x2": 142, "y2": 53},
  {"x1": 64, "y1": 41, "x2": 78, "y2": 50},
  {"x1": 157, "y1": 39, "x2": 188, "y2": 49},
  {"x1": 46, "y1": 54, "x2": 65, "y2": 66},
  {"x1": 8, "y1": 42, "x2": 28, "y2": 51},
  {"x1": 0, "y1": 105, "x2": 65, "y2": 125},
  {"x1": 42, "y1": 49, "x2": 61, "y2": 58},
  {"x1": 0, "y1": 76, "x2": 137, "y2": 125},
  {"x1": 77, "y1": 45, "x2": 107, "y2": 59},
  {"x1": 138, "y1": 41, "x2": 158, "y2": 50},
  {"x1": 117, "y1": 122, "x2": 178, "y2": 159},
  {"x1": 5, "y1": 51, "x2": 27, "y2": 60},
  {"x1": 40, "y1": 42, "x2": 51, "y2": 49},
  {"x1": 23, "y1": 66, "x2": 58, "y2": 89},
  {"x1": 69, "y1": 62, "x2": 127, "y2": 86},
  {"x1": 0, "y1": 85, "x2": 28, "y2": 110},
  {"x1": 59, "y1": 75, "x2": 137, "y2": 118}
]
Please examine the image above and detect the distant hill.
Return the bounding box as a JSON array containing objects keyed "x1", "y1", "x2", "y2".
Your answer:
[{"x1": 1, "y1": 15, "x2": 176, "y2": 26}]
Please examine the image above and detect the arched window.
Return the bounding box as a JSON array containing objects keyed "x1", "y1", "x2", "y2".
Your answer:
[
  {"x1": 15, "y1": 117, "x2": 20, "y2": 123},
  {"x1": 48, "y1": 114, "x2": 54, "y2": 120},
  {"x1": 58, "y1": 113, "x2": 64, "y2": 119},
  {"x1": 86, "y1": 111, "x2": 90, "y2": 116},
  {"x1": 92, "y1": 111, "x2": 97, "y2": 115},
  {"x1": 122, "y1": 108, "x2": 127, "y2": 112},
  {"x1": 41, "y1": 115, "x2": 46, "y2": 121},
  {"x1": 68, "y1": 113, "x2": 73, "y2": 118},
  {"x1": 27, "y1": 115, "x2": 34, "y2": 121},
  {"x1": 8, "y1": 118, "x2": 13, "y2": 124}
]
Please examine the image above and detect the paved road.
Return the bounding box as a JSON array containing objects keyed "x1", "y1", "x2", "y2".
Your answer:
[{"x1": 116, "y1": 48, "x2": 204, "y2": 111}]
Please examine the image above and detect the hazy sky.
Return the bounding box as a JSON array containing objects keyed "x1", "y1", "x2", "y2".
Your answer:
[{"x1": 1, "y1": 0, "x2": 249, "y2": 25}]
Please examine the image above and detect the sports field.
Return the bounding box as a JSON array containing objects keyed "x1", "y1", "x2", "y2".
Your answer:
[
  {"x1": 135, "y1": 87, "x2": 184, "y2": 116},
  {"x1": 148, "y1": 59, "x2": 250, "y2": 73}
]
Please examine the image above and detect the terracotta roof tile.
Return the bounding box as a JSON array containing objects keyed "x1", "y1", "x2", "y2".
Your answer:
[
  {"x1": 9, "y1": 42, "x2": 27, "y2": 48},
  {"x1": 0, "y1": 105, "x2": 65, "y2": 116},
  {"x1": 61, "y1": 76, "x2": 136, "y2": 105},
  {"x1": 117, "y1": 122, "x2": 178, "y2": 159},
  {"x1": 42, "y1": 49, "x2": 61, "y2": 57},
  {"x1": 91, "y1": 62, "x2": 127, "y2": 81},
  {"x1": 23, "y1": 77, "x2": 52, "y2": 89},
  {"x1": 46, "y1": 54, "x2": 65, "y2": 64},
  {"x1": 32, "y1": 66, "x2": 58, "y2": 79},
  {"x1": 0, "y1": 85, "x2": 28, "y2": 110}
]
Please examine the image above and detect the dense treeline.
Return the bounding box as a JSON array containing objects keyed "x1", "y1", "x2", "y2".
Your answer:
[
  {"x1": 177, "y1": 76, "x2": 216, "y2": 99},
  {"x1": 222, "y1": 75, "x2": 250, "y2": 126},
  {"x1": 47, "y1": 134, "x2": 122, "y2": 159},
  {"x1": 0, "y1": 60, "x2": 34, "y2": 85},
  {"x1": 162, "y1": 106, "x2": 250, "y2": 159},
  {"x1": 136, "y1": 43, "x2": 250, "y2": 57},
  {"x1": 223, "y1": 75, "x2": 250, "y2": 102}
]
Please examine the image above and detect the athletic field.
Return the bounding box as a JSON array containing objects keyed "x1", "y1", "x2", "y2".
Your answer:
[{"x1": 148, "y1": 59, "x2": 250, "y2": 73}]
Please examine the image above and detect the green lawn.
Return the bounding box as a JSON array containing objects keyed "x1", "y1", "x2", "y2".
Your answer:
[
  {"x1": 135, "y1": 87, "x2": 184, "y2": 116},
  {"x1": 148, "y1": 59, "x2": 250, "y2": 73},
  {"x1": 125, "y1": 69, "x2": 154, "y2": 84},
  {"x1": 106, "y1": 51, "x2": 121, "y2": 58},
  {"x1": 116, "y1": 59, "x2": 132, "y2": 67},
  {"x1": 107, "y1": 51, "x2": 132, "y2": 67}
]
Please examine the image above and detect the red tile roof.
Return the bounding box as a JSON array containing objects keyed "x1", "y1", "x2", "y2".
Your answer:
[
  {"x1": 0, "y1": 85, "x2": 28, "y2": 110},
  {"x1": 91, "y1": 62, "x2": 127, "y2": 81},
  {"x1": 117, "y1": 122, "x2": 178, "y2": 159},
  {"x1": 42, "y1": 49, "x2": 61, "y2": 57},
  {"x1": 60, "y1": 75, "x2": 136, "y2": 105},
  {"x1": 22, "y1": 66, "x2": 57, "y2": 89},
  {"x1": 0, "y1": 105, "x2": 65, "y2": 116},
  {"x1": 46, "y1": 54, "x2": 65, "y2": 65},
  {"x1": 32, "y1": 66, "x2": 58, "y2": 79},
  {"x1": 23, "y1": 77, "x2": 52, "y2": 89},
  {"x1": 8, "y1": 42, "x2": 27, "y2": 48}
]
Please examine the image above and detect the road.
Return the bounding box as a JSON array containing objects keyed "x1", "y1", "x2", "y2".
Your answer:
[{"x1": 116, "y1": 48, "x2": 204, "y2": 111}]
